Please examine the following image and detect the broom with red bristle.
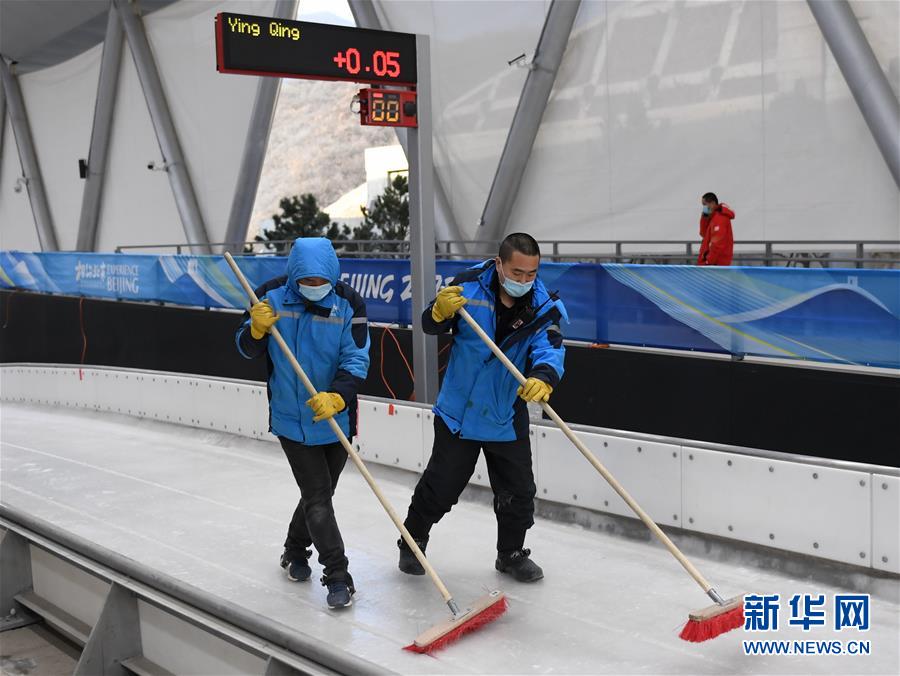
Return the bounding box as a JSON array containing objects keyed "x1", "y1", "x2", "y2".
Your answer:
[
  {"x1": 225, "y1": 254, "x2": 506, "y2": 654},
  {"x1": 458, "y1": 307, "x2": 745, "y2": 643}
]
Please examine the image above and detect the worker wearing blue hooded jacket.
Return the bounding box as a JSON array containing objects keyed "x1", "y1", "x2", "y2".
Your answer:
[
  {"x1": 235, "y1": 237, "x2": 370, "y2": 610},
  {"x1": 398, "y1": 233, "x2": 566, "y2": 582}
]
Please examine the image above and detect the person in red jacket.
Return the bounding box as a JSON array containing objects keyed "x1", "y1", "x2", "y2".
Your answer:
[{"x1": 697, "y1": 192, "x2": 734, "y2": 266}]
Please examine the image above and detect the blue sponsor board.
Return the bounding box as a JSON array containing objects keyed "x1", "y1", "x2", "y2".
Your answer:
[{"x1": 1, "y1": 250, "x2": 897, "y2": 369}]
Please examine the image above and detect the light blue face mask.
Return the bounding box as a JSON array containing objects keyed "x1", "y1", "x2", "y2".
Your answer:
[
  {"x1": 498, "y1": 265, "x2": 534, "y2": 298},
  {"x1": 298, "y1": 282, "x2": 332, "y2": 302},
  {"x1": 702, "y1": 205, "x2": 711, "y2": 215}
]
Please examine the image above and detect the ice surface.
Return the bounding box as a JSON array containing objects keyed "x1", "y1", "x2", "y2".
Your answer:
[{"x1": 1, "y1": 403, "x2": 897, "y2": 674}]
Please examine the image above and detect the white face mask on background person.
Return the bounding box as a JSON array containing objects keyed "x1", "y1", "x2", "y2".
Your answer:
[{"x1": 298, "y1": 282, "x2": 332, "y2": 302}]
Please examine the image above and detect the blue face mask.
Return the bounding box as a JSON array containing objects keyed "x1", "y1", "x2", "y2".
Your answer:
[
  {"x1": 298, "y1": 282, "x2": 332, "y2": 302},
  {"x1": 498, "y1": 265, "x2": 534, "y2": 298},
  {"x1": 702, "y1": 205, "x2": 711, "y2": 215}
]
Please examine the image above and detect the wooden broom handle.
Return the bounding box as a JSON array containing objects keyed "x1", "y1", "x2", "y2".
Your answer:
[
  {"x1": 457, "y1": 306, "x2": 714, "y2": 594},
  {"x1": 224, "y1": 253, "x2": 454, "y2": 604}
]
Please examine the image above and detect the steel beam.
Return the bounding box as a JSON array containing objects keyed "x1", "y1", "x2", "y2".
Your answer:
[
  {"x1": 0, "y1": 59, "x2": 59, "y2": 251},
  {"x1": 114, "y1": 0, "x2": 211, "y2": 252},
  {"x1": 76, "y1": 6, "x2": 124, "y2": 252},
  {"x1": 223, "y1": 0, "x2": 298, "y2": 253},
  {"x1": 477, "y1": 0, "x2": 581, "y2": 250},
  {"x1": 347, "y1": 0, "x2": 465, "y2": 249},
  {"x1": 0, "y1": 530, "x2": 34, "y2": 623},
  {"x1": 407, "y1": 34, "x2": 438, "y2": 404},
  {"x1": 74, "y1": 583, "x2": 142, "y2": 676},
  {"x1": 0, "y1": 505, "x2": 383, "y2": 675},
  {"x1": 807, "y1": 0, "x2": 900, "y2": 188},
  {"x1": 0, "y1": 83, "x2": 6, "y2": 189}
]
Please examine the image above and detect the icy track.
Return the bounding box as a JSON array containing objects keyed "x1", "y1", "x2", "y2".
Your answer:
[{"x1": 1, "y1": 402, "x2": 898, "y2": 674}]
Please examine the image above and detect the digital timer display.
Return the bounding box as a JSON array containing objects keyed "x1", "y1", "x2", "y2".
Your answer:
[
  {"x1": 358, "y1": 89, "x2": 418, "y2": 128},
  {"x1": 215, "y1": 13, "x2": 417, "y2": 86}
]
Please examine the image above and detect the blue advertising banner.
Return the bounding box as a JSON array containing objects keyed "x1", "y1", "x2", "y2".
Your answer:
[{"x1": 1, "y1": 250, "x2": 897, "y2": 369}]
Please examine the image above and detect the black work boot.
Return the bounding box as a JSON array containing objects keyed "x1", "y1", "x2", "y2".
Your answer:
[
  {"x1": 397, "y1": 536, "x2": 428, "y2": 575},
  {"x1": 496, "y1": 548, "x2": 544, "y2": 582}
]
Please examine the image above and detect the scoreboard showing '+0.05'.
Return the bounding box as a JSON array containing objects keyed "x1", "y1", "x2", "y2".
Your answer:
[{"x1": 215, "y1": 13, "x2": 418, "y2": 87}]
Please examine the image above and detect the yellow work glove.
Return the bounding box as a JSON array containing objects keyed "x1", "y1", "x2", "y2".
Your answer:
[
  {"x1": 249, "y1": 300, "x2": 279, "y2": 339},
  {"x1": 431, "y1": 285, "x2": 467, "y2": 323},
  {"x1": 306, "y1": 392, "x2": 345, "y2": 423},
  {"x1": 517, "y1": 377, "x2": 553, "y2": 403}
]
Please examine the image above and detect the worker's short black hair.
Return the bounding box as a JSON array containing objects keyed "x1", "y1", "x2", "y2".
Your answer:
[
  {"x1": 499, "y1": 233, "x2": 541, "y2": 261},
  {"x1": 702, "y1": 192, "x2": 719, "y2": 204}
]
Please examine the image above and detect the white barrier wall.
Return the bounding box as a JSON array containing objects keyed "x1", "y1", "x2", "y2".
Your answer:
[{"x1": 2, "y1": 364, "x2": 897, "y2": 574}]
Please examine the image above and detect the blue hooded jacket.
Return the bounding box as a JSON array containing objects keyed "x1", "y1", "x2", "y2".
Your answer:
[
  {"x1": 236, "y1": 238, "x2": 370, "y2": 445},
  {"x1": 424, "y1": 260, "x2": 567, "y2": 442}
]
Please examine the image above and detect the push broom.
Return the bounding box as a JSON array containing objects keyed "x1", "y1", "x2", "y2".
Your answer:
[
  {"x1": 457, "y1": 306, "x2": 744, "y2": 643},
  {"x1": 224, "y1": 253, "x2": 506, "y2": 653}
]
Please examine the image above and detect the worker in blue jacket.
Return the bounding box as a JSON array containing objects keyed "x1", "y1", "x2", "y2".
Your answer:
[
  {"x1": 235, "y1": 237, "x2": 370, "y2": 609},
  {"x1": 398, "y1": 233, "x2": 566, "y2": 582}
]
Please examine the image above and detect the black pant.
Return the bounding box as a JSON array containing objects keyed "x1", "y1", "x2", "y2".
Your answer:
[
  {"x1": 405, "y1": 416, "x2": 537, "y2": 554},
  {"x1": 280, "y1": 437, "x2": 349, "y2": 579}
]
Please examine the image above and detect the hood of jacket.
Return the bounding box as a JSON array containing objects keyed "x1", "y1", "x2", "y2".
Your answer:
[{"x1": 286, "y1": 237, "x2": 340, "y2": 288}]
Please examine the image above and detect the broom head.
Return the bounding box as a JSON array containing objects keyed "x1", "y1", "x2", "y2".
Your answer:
[
  {"x1": 404, "y1": 591, "x2": 507, "y2": 653},
  {"x1": 679, "y1": 595, "x2": 744, "y2": 643}
]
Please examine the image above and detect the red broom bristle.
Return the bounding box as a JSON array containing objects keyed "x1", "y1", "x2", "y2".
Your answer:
[
  {"x1": 679, "y1": 604, "x2": 744, "y2": 643},
  {"x1": 404, "y1": 596, "x2": 508, "y2": 653}
]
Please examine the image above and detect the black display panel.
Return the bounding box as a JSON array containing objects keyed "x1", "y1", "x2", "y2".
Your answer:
[{"x1": 215, "y1": 12, "x2": 417, "y2": 86}]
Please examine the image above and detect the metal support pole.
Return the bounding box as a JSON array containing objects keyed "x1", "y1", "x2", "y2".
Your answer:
[
  {"x1": 0, "y1": 83, "x2": 6, "y2": 188},
  {"x1": 74, "y1": 584, "x2": 142, "y2": 676},
  {"x1": 0, "y1": 59, "x2": 59, "y2": 251},
  {"x1": 77, "y1": 6, "x2": 124, "y2": 251},
  {"x1": 807, "y1": 0, "x2": 900, "y2": 188},
  {"x1": 477, "y1": 0, "x2": 581, "y2": 251},
  {"x1": 408, "y1": 34, "x2": 438, "y2": 404},
  {"x1": 224, "y1": 0, "x2": 298, "y2": 253},
  {"x1": 347, "y1": 0, "x2": 466, "y2": 251},
  {"x1": 115, "y1": 0, "x2": 211, "y2": 253}
]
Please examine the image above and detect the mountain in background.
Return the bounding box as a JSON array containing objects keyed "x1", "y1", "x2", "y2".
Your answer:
[{"x1": 249, "y1": 77, "x2": 395, "y2": 238}]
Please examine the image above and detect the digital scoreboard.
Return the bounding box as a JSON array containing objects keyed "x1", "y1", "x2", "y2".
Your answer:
[
  {"x1": 215, "y1": 12, "x2": 417, "y2": 87},
  {"x1": 358, "y1": 89, "x2": 418, "y2": 128}
]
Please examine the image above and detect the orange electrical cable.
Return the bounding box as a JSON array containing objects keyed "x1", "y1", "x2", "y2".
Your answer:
[
  {"x1": 78, "y1": 297, "x2": 88, "y2": 380},
  {"x1": 379, "y1": 328, "x2": 398, "y2": 400}
]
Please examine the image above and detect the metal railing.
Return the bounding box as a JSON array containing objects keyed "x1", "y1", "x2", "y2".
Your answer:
[{"x1": 113, "y1": 239, "x2": 900, "y2": 268}]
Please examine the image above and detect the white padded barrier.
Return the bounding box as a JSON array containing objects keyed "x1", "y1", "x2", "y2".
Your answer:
[
  {"x1": 2, "y1": 364, "x2": 897, "y2": 573},
  {"x1": 535, "y1": 428, "x2": 681, "y2": 527},
  {"x1": 681, "y1": 447, "x2": 872, "y2": 567},
  {"x1": 356, "y1": 400, "x2": 425, "y2": 472},
  {"x1": 872, "y1": 474, "x2": 900, "y2": 575},
  {"x1": 1, "y1": 366, "x2": 271, "y2": 440}
]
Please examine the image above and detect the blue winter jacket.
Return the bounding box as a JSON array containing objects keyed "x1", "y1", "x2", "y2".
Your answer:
[
  {"x1": 426, "y1": 260, "x2": 567, "y2": 442},
  {"x1": 235, "y1": 238, "x2": 370, "y2": 445}
]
